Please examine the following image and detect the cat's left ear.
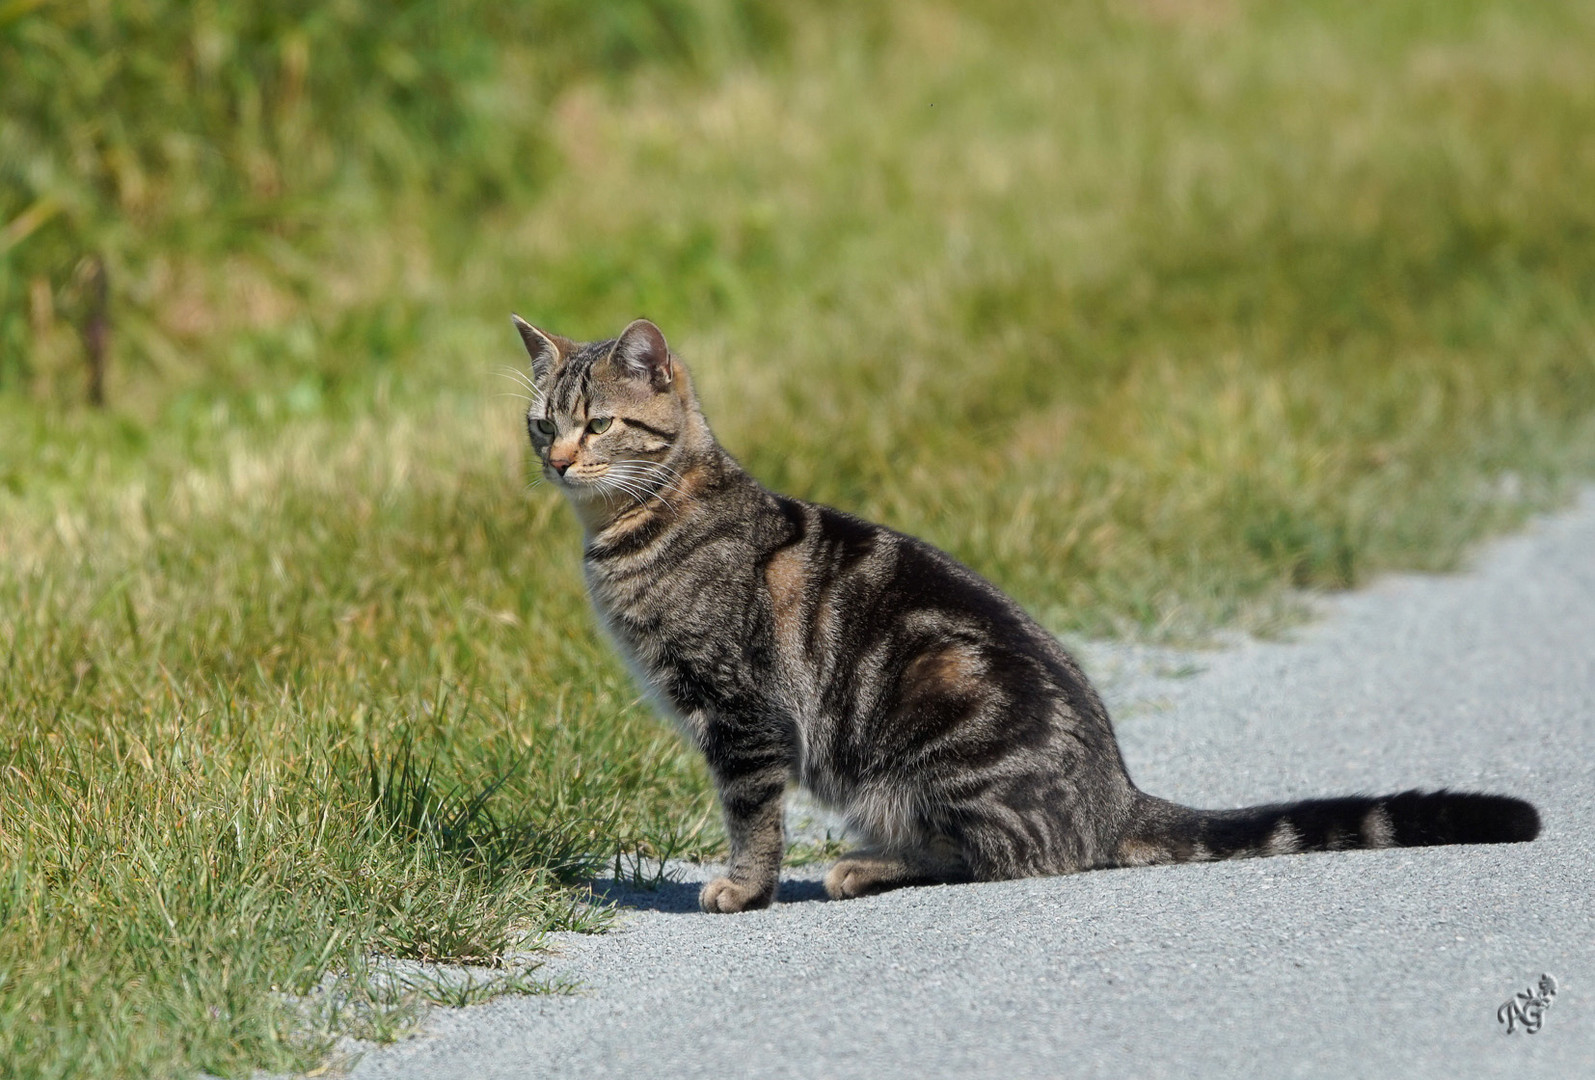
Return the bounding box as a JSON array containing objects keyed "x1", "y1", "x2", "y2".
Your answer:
[{"x1": 606, "y1": 318, "x2": 673, "y2": 392}]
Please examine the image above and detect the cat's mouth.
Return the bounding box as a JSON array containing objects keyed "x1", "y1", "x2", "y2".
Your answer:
[{"x1": 548, "y1": 463, "x2": 607, "y2": 495}]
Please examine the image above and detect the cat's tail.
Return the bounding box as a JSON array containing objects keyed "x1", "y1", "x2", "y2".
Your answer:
[{"x1": 1112, "y1": 789, "x2": 1540, "y2": 868}]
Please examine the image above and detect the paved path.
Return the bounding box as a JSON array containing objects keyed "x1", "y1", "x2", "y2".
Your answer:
[{"x1": 349, "y1": 493, "x2": 1595, "y2": 1079}]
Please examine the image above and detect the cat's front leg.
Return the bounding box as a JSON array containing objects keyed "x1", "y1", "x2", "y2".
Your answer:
[{"x1": 699, "y1": 762, "x2": 786, "y2": 914}]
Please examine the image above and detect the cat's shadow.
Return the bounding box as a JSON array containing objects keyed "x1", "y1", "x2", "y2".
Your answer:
[{"x1": 589, "y1": 874, "x2": 832, "y2": 914}]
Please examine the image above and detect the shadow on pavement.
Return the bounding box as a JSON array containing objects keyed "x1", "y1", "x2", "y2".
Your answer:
[{"x1": 589, "y1": 875, "x2": 833, "y2": 913}]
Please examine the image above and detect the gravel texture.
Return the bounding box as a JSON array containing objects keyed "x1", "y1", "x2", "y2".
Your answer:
[{"x1": 346, "y1": 492, "x2": 1595, "y2": 1079}]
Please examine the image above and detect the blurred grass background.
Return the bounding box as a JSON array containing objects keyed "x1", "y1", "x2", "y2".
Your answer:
[{"x1": 3, "y1": 0, "x2": 1595, "y2": 1075}]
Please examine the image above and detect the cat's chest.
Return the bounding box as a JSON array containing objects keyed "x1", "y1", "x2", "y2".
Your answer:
[{"x1": 582, "y1": 552, "x2": 759, "y2": 700}]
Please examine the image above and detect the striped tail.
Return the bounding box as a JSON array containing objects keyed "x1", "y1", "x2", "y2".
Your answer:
[{"x1": 1113, "y1": 789, "x2": 1540, "y2": 868}]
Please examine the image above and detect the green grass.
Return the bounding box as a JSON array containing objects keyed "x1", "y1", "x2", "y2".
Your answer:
[{"x1": 4, "y1": 0, "x2": 1595, "y2": 1076}]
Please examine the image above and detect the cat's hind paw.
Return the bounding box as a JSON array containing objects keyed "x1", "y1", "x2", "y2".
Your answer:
[
  {"x1": 824, "y1": 856, "x2": 920, "y2": 899},
  {"x1": 699, "y1": 876, "x2": 775, "y2": 913}
]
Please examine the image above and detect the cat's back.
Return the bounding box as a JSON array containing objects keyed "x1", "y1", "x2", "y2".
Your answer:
[
  {"x1": 764, "y1": 492, "x2": 1062, "y2": 659},
  {"x1": 760, "y1": 491, "x2": 1105, "y2": 724}
]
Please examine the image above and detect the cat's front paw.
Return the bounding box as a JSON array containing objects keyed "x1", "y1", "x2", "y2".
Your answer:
[{"x1": 699, "y1": 876, "x2": 774, "y2": 913}]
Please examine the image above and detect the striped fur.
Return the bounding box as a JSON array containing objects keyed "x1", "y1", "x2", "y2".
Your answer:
[{"x1": 514, "y1": 317, "x2": 1541, "y2": 912}]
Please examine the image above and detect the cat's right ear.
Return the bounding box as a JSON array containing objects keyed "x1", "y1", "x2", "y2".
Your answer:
[
  {"x1": 511, "y1": 315, "x2": 568, "y2": 384},
  {"x1": 606, "y1": 318, "x2": 674, "y2": 392}
]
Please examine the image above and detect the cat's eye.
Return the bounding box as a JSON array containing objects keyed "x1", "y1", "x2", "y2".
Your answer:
[
  {"x1": 532, "y1": 418, "x2": 556, "y2": 436},
  {"x1": 587, "y1": 417, "x2": 613, "y2": 434}
]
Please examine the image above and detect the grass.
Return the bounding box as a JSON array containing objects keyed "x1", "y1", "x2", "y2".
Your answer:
[{"x1": 4, "y1": 0, "x2": 1595, "y2": 1076}]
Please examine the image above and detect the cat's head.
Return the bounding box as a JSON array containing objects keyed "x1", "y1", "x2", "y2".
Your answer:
[{"x1": 513, "y1": 316, "x2": 696, "y2": 503}]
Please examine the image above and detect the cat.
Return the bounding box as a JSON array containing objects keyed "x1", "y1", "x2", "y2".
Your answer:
[{"x1": 513, "y1": 315, "x2": 1541, "y2": 913}]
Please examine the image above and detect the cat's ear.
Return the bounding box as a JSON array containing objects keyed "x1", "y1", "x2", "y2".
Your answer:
[
  {"x1": 511, "y1": 315, "x2": 568, "y2": 384},
  {"x1": 606, "y1": 318, "x2": 673, "y2": 391}
]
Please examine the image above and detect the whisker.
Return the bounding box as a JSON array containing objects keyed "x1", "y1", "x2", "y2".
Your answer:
[
  {"x1": 602, "y1": 467, "x2": 676, "y2": 512},
  {"x1": 606, "y1": 462, "x2": 672, "y2": 502},
  {"x1": 612, "y1": 460, "x2": 694, "y2": 508},
  {"x1": 609, "y1": 475, "x2": 681, "y2": 512},
  {"x1": 634, "y1": 462, "x2": 692, "y2": 484},
  {"x1": 606, "y1": 469, "x2": 656, "y2": 498},
  {"x1": 496, "y1": 367, "x2": 540, "y2": 393},
  {"x1": 631, "y1": 458, "x2": 690, "y2": 483},
  {"x1": 495, "y1": 368, "x2": 546, "y2": 409},
  {"x1": 623, "y1": 457, "x2": 688, "y2": 480},
  {"x1": 596, "y1": 474, "x2": 647, "y2": 510}
]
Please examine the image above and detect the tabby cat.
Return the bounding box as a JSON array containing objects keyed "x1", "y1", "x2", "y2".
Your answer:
[{"x1": 513, "y1": 316, "x2": 1540, "y2": 913}]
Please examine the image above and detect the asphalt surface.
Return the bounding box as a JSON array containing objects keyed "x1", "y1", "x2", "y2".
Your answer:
[{"x1": 347, "y1": 492, "x2": 1595, "y2": 1080}]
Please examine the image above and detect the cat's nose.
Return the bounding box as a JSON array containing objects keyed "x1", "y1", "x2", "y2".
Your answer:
[{"x1": 549, "y1": 456, "x2": 573, "y2": 475}]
